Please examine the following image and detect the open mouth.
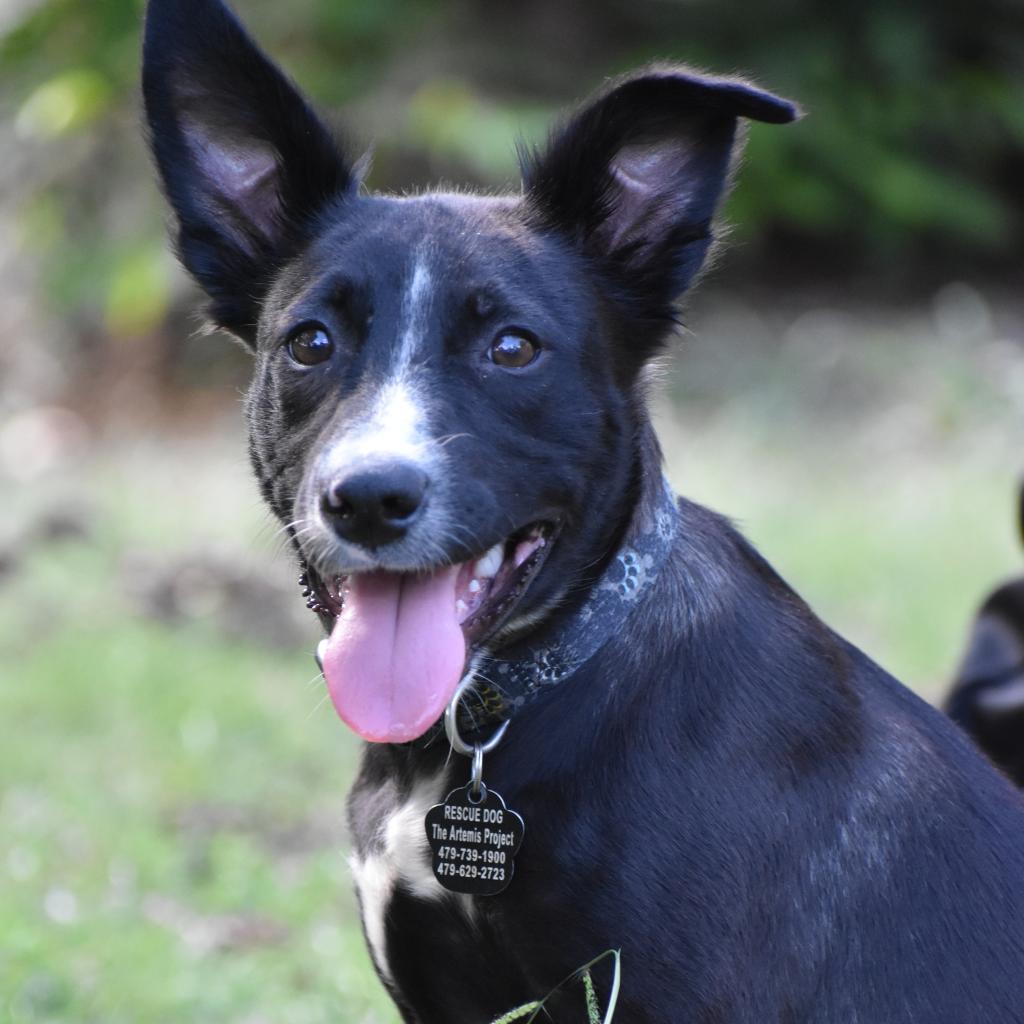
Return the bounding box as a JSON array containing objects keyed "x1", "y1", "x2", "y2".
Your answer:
[{"x1": 299, "y1": 521, "x2": 557, "y2": 744}]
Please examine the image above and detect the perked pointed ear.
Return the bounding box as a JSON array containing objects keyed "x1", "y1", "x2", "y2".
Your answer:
[
  {"x1": 522, "y1": 66, "x2": 799, "y2": 323},
  {"x1": 142, "y1": 0, "x2": 356, "y2": 343}
]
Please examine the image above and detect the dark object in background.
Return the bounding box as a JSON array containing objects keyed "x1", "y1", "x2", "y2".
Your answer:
[
  {"x1": 946, "y1": 485, "x2": 1024, "y2": 785},
  {"x1": 0, "y1": 509, "x2": 93, "y2": 586},
  {"x1": 121, "y1": 551, "x2": 313, "y2": 650}
]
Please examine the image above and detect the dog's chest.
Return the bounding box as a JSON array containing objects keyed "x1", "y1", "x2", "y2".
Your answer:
[{"x1": 348, "y1": 766, "x2": 472, "y2": 983}]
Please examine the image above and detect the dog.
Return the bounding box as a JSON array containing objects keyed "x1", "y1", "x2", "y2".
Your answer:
[
  {"x1": 143, "y1": 1, "x2": 1024, "y2": 1020},
  {"x1": 946, "y1": 485, "x2": 1024, "y2": 786}
]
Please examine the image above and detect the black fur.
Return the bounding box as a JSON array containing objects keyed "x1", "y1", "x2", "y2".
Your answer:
[
  {"x1": 144, "y1": 2, "x2": 1024, "y2": 1021},
  {"x1": 946, "y1": 485, "x2": 1024, "y2": 786}
]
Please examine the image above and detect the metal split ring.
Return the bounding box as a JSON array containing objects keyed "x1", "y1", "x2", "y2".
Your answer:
[
  {"x1": 444, "y1": 676, "x2": 510, "y2": 757},
  {"x1": 469, "y1": 745, "x2": 486, "y2": 801}
]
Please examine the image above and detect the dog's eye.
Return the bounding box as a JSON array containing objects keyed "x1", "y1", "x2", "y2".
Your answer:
[
  {"x1": 490, "y1": 332, "x2": 538, "y2": 369},
  {"x1": 287, "y1": 324, "x2": 334, "y2": 366}
]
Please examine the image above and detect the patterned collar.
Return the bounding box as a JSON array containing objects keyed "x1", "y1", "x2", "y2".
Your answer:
[{"x1": 454, "y1": 475, "x2": 681, "y2": 734}]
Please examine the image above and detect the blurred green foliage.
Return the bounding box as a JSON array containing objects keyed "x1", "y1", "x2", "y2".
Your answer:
[{"x1": 1, "y1": 0, "x2": 1022, "y2": 348}]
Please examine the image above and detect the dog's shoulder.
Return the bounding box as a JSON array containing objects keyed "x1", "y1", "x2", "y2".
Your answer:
[{"x1": 648, "y1": 497, "x2": 1024, "y2": 815}]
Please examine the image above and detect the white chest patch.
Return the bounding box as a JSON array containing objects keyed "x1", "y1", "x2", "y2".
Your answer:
[{"x1": 349, "y1": 768, "x2": 468, "y2": 984}]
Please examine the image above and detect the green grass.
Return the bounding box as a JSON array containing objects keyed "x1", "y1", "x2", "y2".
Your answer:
[
  {"x1": 1, "y1": 562, "x2": 395, "y2": 1023},
  {"x1": 1, "y1": 295, "x2": 1020, "y2": 1021},
  {"x1": 1, "y1": 444, "x2": 398, "y2": 1023}
]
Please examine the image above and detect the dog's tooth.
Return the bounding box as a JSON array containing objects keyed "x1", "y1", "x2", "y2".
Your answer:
[
  {"x1": 315, "y1": 638, "x2": 328, "y2": 674},
  {"x1": 476, "y1": 543, "x2": 504, "y2": 579},
  {"x1": 456, "y1": 598, "x2": 469, "y2": 618},
  {"x1": 468, "y1": 579, "x2": 481, "y2": 594}
]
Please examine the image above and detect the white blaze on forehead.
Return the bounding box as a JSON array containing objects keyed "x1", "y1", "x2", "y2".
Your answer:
[
  {"x1": 318, "y1": 255, "x2": 437, "y2": 476},
  {"x1": 334, "y1": 377, "x2": 430, "y2": 467},
  {"x1": 397, "y1": 258, "x2": 433, "y2": 373}
]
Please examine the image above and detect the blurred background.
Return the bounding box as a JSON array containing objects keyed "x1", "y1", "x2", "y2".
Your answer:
[{"x1": 1, "y1": 0, "x2": 1022, "y2": 1020}]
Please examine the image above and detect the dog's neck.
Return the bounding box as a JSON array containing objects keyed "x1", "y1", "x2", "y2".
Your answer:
[{"x1": 454, "y1": 466, "x2": 681, "y2": 735}]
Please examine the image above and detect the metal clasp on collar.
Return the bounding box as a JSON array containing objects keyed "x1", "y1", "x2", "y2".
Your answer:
[{"x1": 444, "y1": 676, "x2": 510, "y2": 801}]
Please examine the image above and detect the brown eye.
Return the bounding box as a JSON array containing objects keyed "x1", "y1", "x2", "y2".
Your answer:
[
  {"x1": 287, "y1": 324, "x2": 334, "y2": 366},
  {"x1": 490, "y1": 332, "x2": 538, "y2": 369}
]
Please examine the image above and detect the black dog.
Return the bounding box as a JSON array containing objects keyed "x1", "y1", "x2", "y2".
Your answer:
[
  {"x1": 143, "y1": 2, "x2": 1024, "y2": 1020},
  {"x1": 946, "y1": 485, "x2": 1024, "y2": 786}
]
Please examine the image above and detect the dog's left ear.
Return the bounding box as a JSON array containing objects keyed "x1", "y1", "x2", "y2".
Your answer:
[{"x1": 523, "y1": 67, "x2": 798, "y2": 330}]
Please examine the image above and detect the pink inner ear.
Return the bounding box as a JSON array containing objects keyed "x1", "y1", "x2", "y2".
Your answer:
[
  {"x1": 613, "y1": 141, "x2": 685, "y2": 189},
  {"x1": 181, "y1": 114, "x2": 283, "y2": 246},
  {"x1": 606, "y1": 139, "x2": 696, "y2": 252}
]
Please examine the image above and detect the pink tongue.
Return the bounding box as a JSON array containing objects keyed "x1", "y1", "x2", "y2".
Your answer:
[{"x1": 321, "y1": 567, "x2": 467, "y2": 743}]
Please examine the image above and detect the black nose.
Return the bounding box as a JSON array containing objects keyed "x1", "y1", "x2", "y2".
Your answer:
[{"x1": 322, "y1": 462, "x2": 429, "y2": 548}]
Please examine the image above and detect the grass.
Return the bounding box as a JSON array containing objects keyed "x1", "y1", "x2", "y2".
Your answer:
[
  {"x1": 1, "y1": 290, "x2": 1020, "y2": 1021},
  {"x1": 1, "y1": 445, "x2": 397, "y2": 1023}
]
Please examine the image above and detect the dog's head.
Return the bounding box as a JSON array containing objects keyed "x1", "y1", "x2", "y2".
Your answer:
[{"x1": 143, "y1": 0, "x2": 797, "y2": 743}]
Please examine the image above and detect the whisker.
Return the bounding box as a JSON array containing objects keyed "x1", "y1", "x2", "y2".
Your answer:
[
  {"x1": 434, "y1": 432, "x2": 474, "y2": 448},
  {"x1": 302, "y1": 670, "x2": 325, "y2": 690},
  {"x1": 268, "y1": 516, "x2": 314, "y2": 543},
  {"x1": 305, "y1": 689, "x2": 333, "y2": 720}
]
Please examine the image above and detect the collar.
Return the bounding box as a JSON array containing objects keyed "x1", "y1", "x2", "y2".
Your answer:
[{"x1": 453, "y1": 474, "x2": 681, "y2": 735}]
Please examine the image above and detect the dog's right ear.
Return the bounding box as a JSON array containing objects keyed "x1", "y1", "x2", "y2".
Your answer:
[{"x1": 142, "y1": 0, "x2": 356, "y2": 344}]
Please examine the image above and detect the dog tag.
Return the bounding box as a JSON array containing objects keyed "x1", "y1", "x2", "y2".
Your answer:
[{"x1": 425, "y1": 784, "x2": 524, "y2": 896}]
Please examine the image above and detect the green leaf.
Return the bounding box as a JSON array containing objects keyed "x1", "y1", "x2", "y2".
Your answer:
[
  {"x1": 15, "y1": 68, "x2": 111, "y2": 139},
  {"x1": 104, "y1": 244, "x2": 173, "y2": 339}
]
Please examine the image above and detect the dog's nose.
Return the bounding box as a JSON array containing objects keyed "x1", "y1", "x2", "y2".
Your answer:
[{"x1": 322, "y1": 462, "x2": 429, "y2": 548}]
